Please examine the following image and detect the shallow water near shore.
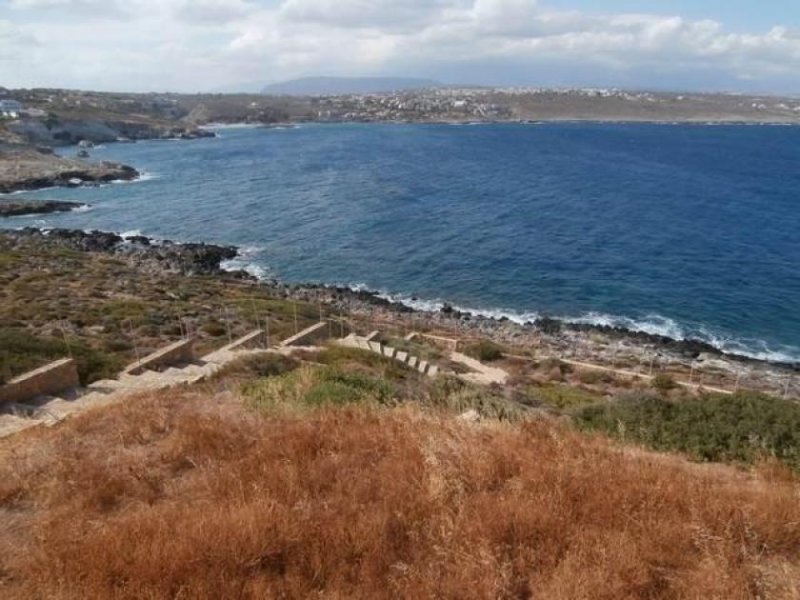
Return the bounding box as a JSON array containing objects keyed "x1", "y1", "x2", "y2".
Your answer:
[{"x1": 3, "y1": 123, "x2": 799, "y2": 362}]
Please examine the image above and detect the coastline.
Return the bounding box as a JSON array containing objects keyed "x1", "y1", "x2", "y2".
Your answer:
[
  {"x1": 2, "y1": 227, "x2": 796, "y2": 383},
  {"x1": 2, "y1": 123, "x2": 796, "y2": 388}
]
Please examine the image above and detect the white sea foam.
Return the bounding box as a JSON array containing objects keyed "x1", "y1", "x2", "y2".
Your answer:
[
  {"x1": 221, "y1": 245, "x2": 271, "y2": 280},
  {"x1": 120, "y1": 229, "x2": 143, "y2": 239},
  {"x1": 204, "y1": 123, "x2": 263, "y2": 130},
  {"x1": 337, "y1": 283, "x2": 800, "y2": 363}
]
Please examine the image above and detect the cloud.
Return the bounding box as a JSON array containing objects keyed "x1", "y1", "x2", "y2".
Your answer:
[
  {"x1": 280, "y1": 0, "x2": 468, "y2": 32},
  {"x1": 0, "y1": 19, "x2": 39, "y2": 62},
  {"x1": 172, "y1": 0, "x2": 257, "y2": 24},
  {"x1": 2, "y1": 0, "x2": 800, "y2": 92}
]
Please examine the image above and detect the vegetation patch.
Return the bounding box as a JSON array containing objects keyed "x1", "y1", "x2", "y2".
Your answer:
[
  {"x1": 5, "y1": 392, "x2": 798, "y2": 599},
  {"x1": 462, "y1": 339, "x2": 505, "y2": 362},
  {"x1": 316, "y1": 345, "x2": 415, "y2": 382},
  {"x1": 426, "y1": 375, "x2": 526, "y2": 421},
  {"x1": 530, "y1": 383, "x2": 603, "y2": 409},
  {"x1": 0, "y1": 327, "x2": 123, "y2": 385},
  {"x1": 211, "y1": 352, "x2": 299, "y2": 383},
  {"x1": 576, "y1": 392, "x2": 800, "y2": 470},
  {"x1": 243, "y1": 365, "x2": 394, "y2": 411}
]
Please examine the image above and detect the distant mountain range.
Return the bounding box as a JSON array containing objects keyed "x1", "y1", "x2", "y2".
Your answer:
[{"x1": 261, "y1": 77, "x2": 441, "y2": 96}]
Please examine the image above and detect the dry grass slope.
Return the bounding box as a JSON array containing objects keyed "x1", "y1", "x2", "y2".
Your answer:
[{"x1": 1, "y1": 387, "x2": 799, "y2": 599}]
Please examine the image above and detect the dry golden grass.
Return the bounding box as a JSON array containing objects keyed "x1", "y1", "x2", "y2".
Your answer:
[{"x1": 1, "y1": 388, "x2": 799, "y2": 599}]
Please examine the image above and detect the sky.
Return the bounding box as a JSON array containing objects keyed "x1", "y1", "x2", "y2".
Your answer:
[{"x1": 1, "y1": 0, "x2": 799, "y2": 94}]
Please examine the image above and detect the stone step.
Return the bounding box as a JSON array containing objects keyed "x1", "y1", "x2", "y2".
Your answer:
[
  {"x1": 382, "y1": 346, "x2": 396, "y2": 359},
  {"x1": 418, "y1": 360, "x2": 429, "y2": 374},
  {"x1": 368, "y1": 341, "x2": 382, "y2": 353},
  {"x1": 428, "y1": 365, "x2": 439, "y2": 377},
  {"x1": 87, "y1": 378, "x2": 126, "y2": 391},
  {"x1": 407, "y1": 356, "x2": 418, "y2": 369},
  {"x1": 0, "y1": 414, "x2": 42, "y2": 438},
  {"x1": 396, "y1": 351, "x2": 408, "y2": 363}
]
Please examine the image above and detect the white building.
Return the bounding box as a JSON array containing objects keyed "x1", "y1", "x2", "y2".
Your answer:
[{"x1": 0, "y1": 99, "x2": 23, "y2": 117}]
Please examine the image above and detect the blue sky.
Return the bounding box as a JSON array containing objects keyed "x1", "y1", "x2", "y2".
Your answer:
[{"x1": 1, "y1": 0, "x2": 799, "y2": 93}]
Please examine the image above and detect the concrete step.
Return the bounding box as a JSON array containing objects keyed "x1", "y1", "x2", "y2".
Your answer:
[
  {"x1": 418, "y1": 360, "x2": 429, "y2": 374},
  {"x1": 428, "y1": 365, "x2": 439, "y2": 377},
  {"x1": 0, "y1": 414, "x2": 42, "y2": 438},
  {"x1": 407, "y1": 356, "x2": 418, "y2": 369},
  {"x1": 87, "y1": 379, "x2": 126, "y2": 392},
  {"x1": 382, "y1": 346, "x2": 396, "y2": 359},
  {"x1": 396, "y1": 351, "x2": 408, "y2": 363}
]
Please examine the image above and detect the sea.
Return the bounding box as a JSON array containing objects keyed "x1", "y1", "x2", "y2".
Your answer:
[{"x1": 2, "y1": 122, "x2": 799, "y2": 363}]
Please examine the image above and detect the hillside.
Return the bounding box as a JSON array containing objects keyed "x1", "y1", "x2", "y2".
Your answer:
[
  {"x1": 261, "y1": 76, "x2": 441, "y2": 96},
  {"x1": 2, "y1": 227, "x2": 800, "y2": 597},
  {"x1": 1, "y1": 362, "x2": 799, "y2": 598}
]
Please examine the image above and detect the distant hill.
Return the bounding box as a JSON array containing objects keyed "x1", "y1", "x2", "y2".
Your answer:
[{"x1": 261, "y1": 76, "x2": 440, "y2": 96}]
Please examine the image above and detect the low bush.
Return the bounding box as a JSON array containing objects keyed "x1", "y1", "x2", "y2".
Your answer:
[
  {"x1": 426, "y1": 375, "x2": 526, "y2": 421},
  {"x1": 202, "y1": 320, "x2": 227, "y2": 337},
  {"x1": 575, "y1": 392, "x2": 800, "y2": 470},
  {"x1": 462, "y1": 339, "x2": 505, "y2": 362},
  {"x1": 212, "y1": 352, "x2": 299, "y2": 382},
  {"x1": 652, "y1": 372, "x2": 677, "y2": 393},
  {"x1": 243, "y1": 365, "x2": 394, "y2": 411},
  {"x1": 0, "y1": 328, "x2": 123, "y2": 385},
  {"x1": 576, "y1": 369, "x2": 615, "y2": 385},
  {"x1": 532, "y1": 384, "x2": 603, "y2": 409}
]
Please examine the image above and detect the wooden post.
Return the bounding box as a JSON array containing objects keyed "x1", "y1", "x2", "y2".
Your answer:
[
  {"x1": 128, "y1": 320, "x2": 141, "y2": 364},
  {"x1": 293, "y1": 301, "x2": 298, "y2": 335},
  {"x1": 60, "y1": 321, "x2": 73, "y2": 359},
  {"x1": 224, "y1": 308, "x2": 232, "y2": 344},
  {"x1": 265, "y1": 314, "x2": 270, "y2": 348},
  {"x1": 250, "y1": 297, "x2": 261, "y2": 333}
]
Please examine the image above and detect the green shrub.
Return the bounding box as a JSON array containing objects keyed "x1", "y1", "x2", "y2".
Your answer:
[
  {"x1": 575, "y1": 393, "x2": 800, "y2": 470},
  {"x1": 243, "y1": 365, "x2": 393, "y2": 411},
  {"x1": 576, "y1": 369, "x2": 615, "y2": 385},
  {"x1": 213, "y1": 352, "x2": 299, "y2": 382},
  {"x1": 652, "y1": 373, "x2": 677, "y2": 393},
  {"x1": 426, "y1": 375, "x2": 525, "y2": 422},
  {"x1": 463, "y1": 340, "x2": 505, "y2": 362},
  {"x1": 202, "y1": 320, "x2": 227, "y2": 337},
  {"x1": 0, "y1": 328, "x2": 123, "y2": 385},
  {"x1": 533, "y1": 384, "x2": 602, "y2": 409}
]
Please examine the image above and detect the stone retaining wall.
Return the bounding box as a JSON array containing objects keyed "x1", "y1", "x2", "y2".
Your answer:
[
  {"x1": 124, "y1": 338, "x2": 196, "y2": 375},
  {"x1": 280, "y1": 322, "x2": 330, "y2": 347},
  {"x1": 0, "y1": 358, "x2": 79, "y2": 405}
]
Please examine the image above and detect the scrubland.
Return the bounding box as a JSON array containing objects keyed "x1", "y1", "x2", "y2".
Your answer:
[{"x1": 1, "y1": 350, "x2": 799, "y2": 599}]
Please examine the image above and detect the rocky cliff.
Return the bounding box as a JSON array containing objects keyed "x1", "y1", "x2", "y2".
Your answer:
[
  {"x1": 6, "y1": 117, "x2": 214, "y2": 147},
  {"x1": 0, "y1": 147, "x2": 138, "y2": 193}
]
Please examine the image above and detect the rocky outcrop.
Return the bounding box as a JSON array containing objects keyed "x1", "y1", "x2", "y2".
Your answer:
[
  {"x1": 0, "y1": 147, "x2": 138, "y2": 193},
  {"x1": 5, "y1": 228, "x2": 240, "y2": 277},
  {"x1": 6, "y1": 117, "x2": 215, "y2": 147},
  {"x1": 0, "y1": 199, "x2": 86, "y2": 217}
]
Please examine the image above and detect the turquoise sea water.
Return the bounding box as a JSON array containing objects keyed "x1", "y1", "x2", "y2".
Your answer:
[{"x1": 3, "y1": 123, "x2": 799, "y2": 362}]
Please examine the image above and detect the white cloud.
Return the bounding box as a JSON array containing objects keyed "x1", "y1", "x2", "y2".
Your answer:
[
  {"x1": 173, "y1": 0, "x2": 258, "y2": 24},
  {"x1": 2, "y1": 0, "x2": 800, "y2": 92}
]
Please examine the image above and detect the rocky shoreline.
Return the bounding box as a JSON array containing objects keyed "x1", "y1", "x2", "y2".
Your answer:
[
  {"x1": 0, "y1": 199, "x2": 86, "y2": 217},
  {"x1": 3, "y1": 228, "x2": 244, "y2": 278},
  {"x1": 0, "y1": 147, "x2": 139, "y2": 194},
  {"x1": 2, "y1": 227, "x2": 796, "y2": 393},
  {"x1": 6, "y1": 117, "x2": 215, "y2": 148}
]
